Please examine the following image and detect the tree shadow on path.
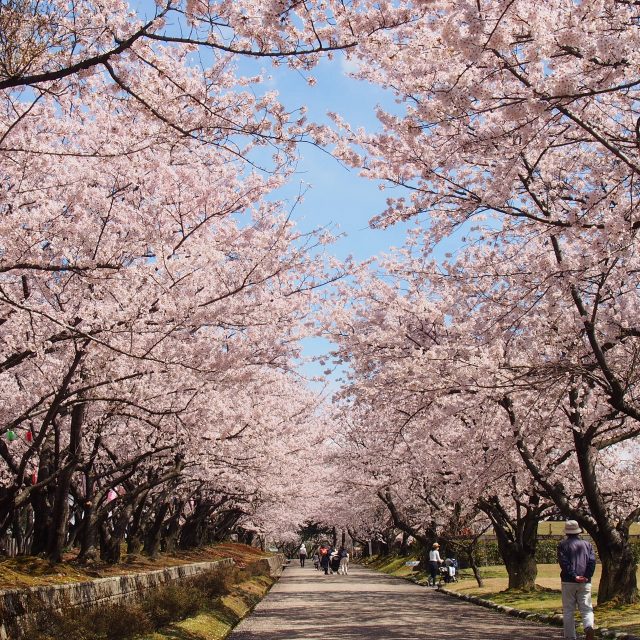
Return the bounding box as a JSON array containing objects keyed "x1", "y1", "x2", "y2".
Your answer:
[{"x1": 230, "y1": 574, "x2": 563, "y2": 639}]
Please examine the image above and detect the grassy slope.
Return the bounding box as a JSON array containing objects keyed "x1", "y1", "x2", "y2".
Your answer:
[
  {"x1": 0, "y1": 543, "x2": 270, "y2": 590},
  {"x1": 363, "y1": 556, "x2": 640, "y2": 636},
  {"x1": 144, "y1": 574, "x2": 276, "y2": 640}
]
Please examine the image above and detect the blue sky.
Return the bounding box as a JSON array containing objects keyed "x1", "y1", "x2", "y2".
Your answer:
[{"x1": 239, "y1": 54, "x2": 412, "y2": 262}]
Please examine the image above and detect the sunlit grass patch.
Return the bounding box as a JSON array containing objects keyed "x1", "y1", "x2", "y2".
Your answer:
[
  {"x1": 173, "y1": 610, "x2": 235, "y2": 640},
  {"x1": 0, "y1": 556, "x2": 87, "y2": 588},
  {"x1": 473, "y1": 586, "x2": 564, "y2": 615},
  {"x1": 360, "y1": 554, "x2": 430, "y2": 583},
  {"x1": 220, "y1": 593, "x2": 251, "y2": 619},
  {"x1": 595, "y1": 600, "x2": 640, "y2": 636}
]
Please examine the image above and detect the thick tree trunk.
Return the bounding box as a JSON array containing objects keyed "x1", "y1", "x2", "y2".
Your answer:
[
  {"x1": 30, "y1": 490, "x2": 53, "y2": 555},
  {"x1": 100, "y1": 504, "x2": 132, "y2": 564},
  {"x1": 208, "y1": 509, "x2": 242, "y2": 543},
  {"x1": 127, "y1": 531, "x2": 143, "y2": 555},
  {"x1": 143, "y1": 501, "x2": 170, "y2": 558},
  {"x1": 504, "y1": 550, "x2": 538, "y2": 590},
  {"x1": 161, "y1": 506, "x2": 183, "y2": 554},
  {"x1": 126, "y1": 490, "x2": 149, "y2": 555},
  {"x1": 0, "y1": 487, "x2": 18, "y2": 541},
  {"x1": 47, "y1": 401, "x2": 85, "y2": 563},
  {"x1": 591, "y1": 535, "x2": 638, "y2": 604},
  {"x1": 77, "y1": 476, "x2": 99, "y2": 562},
  {"x1": 100, "y1": 527, "x2": 121, "y2": 564},
  {"x1": 77, "y1": 509, "x2": 99, "y2": 563},
  {"x1": 179, "y1": 501, "x2": 210, "y2": 549},
  {"x1": 399, "y1": 531, "x2": 410, "y2": 556},
  {"x1": 11, "y1": 507, "x2": 30, "y2": 556},
  {"x1": 30, "y1": 434, "x2": 56, "y2": 555},
  {"x1": 479, "y1": 494, "x2": 541, "y2": 592},
  {"x1": 239, "y1": 528, "x2": 255, "y2": 547},
  {"x1": 66, "y1": 504, "x2": 85, "y2": 550}
]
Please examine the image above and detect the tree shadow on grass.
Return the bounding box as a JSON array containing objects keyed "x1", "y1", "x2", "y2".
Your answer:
[
  {"x1": 212, "y1": 602, "x2": 242, "y2": 626},
  {"x1": 480, "y1": 587, "x2": 562, "y2": 611}
]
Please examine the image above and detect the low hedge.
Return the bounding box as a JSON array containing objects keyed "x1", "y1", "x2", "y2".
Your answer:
[{"x1": 472, "y1": 537, "x2": 640, "y2": 567}]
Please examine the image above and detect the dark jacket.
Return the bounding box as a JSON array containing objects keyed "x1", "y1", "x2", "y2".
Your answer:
[{"x1": 558, "y1": 535, "x2": 596, "y2": 583}]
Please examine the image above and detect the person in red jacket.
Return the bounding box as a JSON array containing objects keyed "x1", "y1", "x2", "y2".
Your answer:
[
  {"x1": 318, "y1": 545, "x2": 330, "y2": 575},
  {"x1": 557, "y1": 520, "x2": 596, "y2": 640}
]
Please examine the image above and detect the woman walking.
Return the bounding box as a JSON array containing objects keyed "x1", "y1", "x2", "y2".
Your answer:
[
  {"x1": 338, "y1": 547, "x2": 350, "y2": 575},
  {"x1": 299, "y1": 542, "x2": 308, "y2": 567},
  {"x1": 429, "y1": 543, "x2": 442, "y2": 586}
]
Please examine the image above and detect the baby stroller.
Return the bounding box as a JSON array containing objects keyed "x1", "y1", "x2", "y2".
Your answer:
[
  {"x1": 439, "y1": 558, "x2": 458, "y2": 584},
  {"x1": 330, "y1": 552, "x2": 341, "y2": 573}
]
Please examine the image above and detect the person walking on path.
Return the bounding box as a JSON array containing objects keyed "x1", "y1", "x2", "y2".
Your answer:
[
  {"x1": 319, "y1": 545, "x2": 330, "y2": 574},
  {"x1": 558, "y1": 520, "x2": 596, "y2": 640},
  {"x1": 298, "y1": 543, "x2": 308, "y2": 567},
  {"x1": 429, "y1": 542, "x2": 443, "y2": 587},
  {"x1": 338, "y1": 546, "x2": 349, "y2": 575}
]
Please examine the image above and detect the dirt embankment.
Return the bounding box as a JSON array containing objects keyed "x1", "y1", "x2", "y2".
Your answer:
[{"x1": 0, "y1": 543, "x2": 270, "y2": 590}]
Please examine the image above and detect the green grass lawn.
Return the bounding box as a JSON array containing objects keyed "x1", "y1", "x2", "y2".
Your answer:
[{"x1": 363, "y1": 556, "x2": 640, "y2": 636}]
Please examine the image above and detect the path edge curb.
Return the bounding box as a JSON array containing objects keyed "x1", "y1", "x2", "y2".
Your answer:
[{"x1": 436, "y1": 586, "x2": 640, "y2": 640}]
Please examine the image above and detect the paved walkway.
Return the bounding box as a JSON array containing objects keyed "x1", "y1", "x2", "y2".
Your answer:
[{"x1": 229, "y1": 564, "x2": 563, "y2": 639}]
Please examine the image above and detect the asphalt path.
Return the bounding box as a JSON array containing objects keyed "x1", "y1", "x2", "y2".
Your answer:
[{"x1": 228, "y1": 563, "x2": 563, "y2": 639}]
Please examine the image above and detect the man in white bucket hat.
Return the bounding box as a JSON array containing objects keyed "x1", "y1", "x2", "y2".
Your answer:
[{"x1": 557, "y1": 520, "x2": 596, "y2": 640}]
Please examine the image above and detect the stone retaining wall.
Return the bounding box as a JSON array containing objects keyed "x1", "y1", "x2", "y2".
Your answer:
[
  {"x1": 260, "y1": 553, "x2": 286, "y2": 578},
  {"x1": 0, "y1": 558, "x2": 234, "y2": 639}
]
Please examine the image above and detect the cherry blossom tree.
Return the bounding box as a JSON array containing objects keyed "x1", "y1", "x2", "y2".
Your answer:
[
  {"x1": 328, "y1": 242, "x2": 640, "y2": 600},
  {"x1": 328, "y1": 0, "x2": 640, "y2": 604}
]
